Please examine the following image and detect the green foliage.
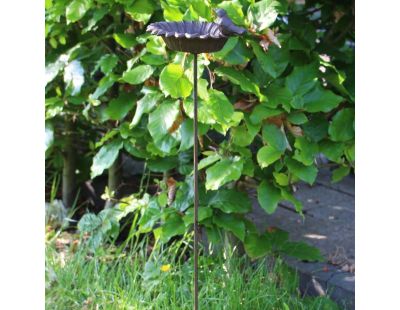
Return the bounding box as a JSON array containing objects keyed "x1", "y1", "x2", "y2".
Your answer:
[
  {"x1": 46, "y1": 0, "x2": 354, "y2": 260},
  {"x1": 244, "y1": 228, "x2": 323, "y2": 261},
  {"x1": 257, "y1": 180, "x2": 281, "y2": 214},
  {"x1": 160, "y1": 64, "x2": 193, "y2": 98},
  {"x1": 91, "y1": 140, "x2": 123, "y2": 179}
]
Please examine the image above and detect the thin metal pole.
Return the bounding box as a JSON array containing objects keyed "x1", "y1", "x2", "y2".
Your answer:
[{"x1": 193, "y1": 53, "x2": 199, "y2": 310}]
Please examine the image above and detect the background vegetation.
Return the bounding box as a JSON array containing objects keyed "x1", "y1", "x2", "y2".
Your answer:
[{"x1": 45, "y1": 0, "x2": 354, "y2": 263}]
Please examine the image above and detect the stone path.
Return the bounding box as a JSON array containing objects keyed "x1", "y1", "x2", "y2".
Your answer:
[{"x1": 248, "y1": 168, "x2": 355, "y2": 309}]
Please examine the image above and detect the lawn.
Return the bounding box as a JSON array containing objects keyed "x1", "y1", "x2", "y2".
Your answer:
[{"x1": 46, "y1": 230, "x2": 340, "y2": 310}]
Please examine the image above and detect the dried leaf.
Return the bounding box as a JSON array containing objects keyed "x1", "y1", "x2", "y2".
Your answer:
[
  {"x1": 266, "y1": 115, "x2": 285, "y2": 127},
  {"x1": 167, "y1": 177, "x2": 177, "y2": 205},
  {"x1": 168, "y1": 113, "x2": 184, "y2": 134},
  {"x1": 234, "y1": 99, "x2": 255, "y2": 112},
  {"x1": 266, "y1": 28, "x2": 281, "y2": 48}
]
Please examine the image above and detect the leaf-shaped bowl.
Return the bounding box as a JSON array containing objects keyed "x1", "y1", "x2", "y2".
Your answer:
[{"x1": 147, "y1": 21, "x2": 228, "y2": 54}]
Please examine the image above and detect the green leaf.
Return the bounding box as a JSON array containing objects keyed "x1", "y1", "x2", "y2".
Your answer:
[
  {"x1": 89, "y1": 74, "x2": 117, "y2": 101},
  {"x1": 286, "y1": 64, "x2": 318, "y2": 96},
  {"x1": 161, "y1": 2, "x2": 183, "y2": 21},
  {"x1": 179, "y1": 118, "x2": 194, "y2": 151},
  {"x1": 328, "y1": 108, "x2": 355, "y2": 142},
  {"x1": 213, "y1": 213, "x2": 245, "y2": 241},
  {"x1": 247, "y1": 0, "x2": 280, "y2": 31},
  {"x1": 82, "y1": 7, "x2": 108, "y2": 33},
  {"x1": 91, "y1": 140, "x2": 123, "y2": 179},
  {"x1": 66, "y1": 0, "x2": 91, "y2": 23},
  {"x1": 198, "y1": 153, "x2": 222, "y2": 170},
  {"x1": 332, "y1": 166, "x2": 350, "y2": 183},
  {"x1": 113, "y1": 33, "x2": 137, "y2": 49},
  {"x1": 215, "y1": 67, "x2": 261, "y2": 98},
  {"x1": 280, "y1": 241, "x2": 324, "y2": 262},
  {"x1": 183, "y1": 206, "x2": 213, "y2": 226},
  {"x1": 160, "y1": 64, "x2": 192, "y2": 98},
  {"x1": 147, "y1": 100, "x2": 181, "y2": 153},
  {"x1": 140, "y1": 54, "x2": 167, "y2": 66},
  {"x1": 264, "y1": 84, "x2": 292, "y2": 109},
  {"x1": 319, "y1": 140, "x2": 345, "y2": 163},
  {"x1": 205, "y1": 225, "x2": 223, "y2": 244},
  {"x1": 287, "y1": 112, "x2": 308, "y2": 125},
  {"x1": 302, "y1": 115, "x2": 329, "y2": 142},
  {"x1": 345, "y1": 143, "x2": 355, "y2": 163},
  {"x1": 45, "y1": 0, "x2": 52, "y2": 9},
  {"x1": 215, "y1": 39, "x2": 252, "y2": 65},
  {"x1": 281, "y1": 189, "x2": 303, "y2": 213},
  {"x1": 290, "y1": 95, "x2": 304, "y2": 109},
  {"x1": 262, "y1": 123, "x2": 288, "y2": 152},
  {"x1": 231, "y1": 125, "x2": 254, "y2": 147},
  {"x1": 147, "y1": 156, "x2": 179, "y2": 172},
  {"x1": 157, "y1": 192, "x2": 168, "y2": 207},
  {"x1": 251, "y1": 42, "x2": 289, "y2": 78},
  {"x1": 217, "y1": 0, "x2": 245, "y2": 26},
  {"x1": 95, "y1": 130, "x2": 118, "y2": 148},
  {"x1": 138, "y1": 200, "x2": 162, "y2": 233},
  {"x1": 146, "y1": 36, "x2": 166, "y2": 55},
  {"x1": 303, "y1": 86, "x2": 343, "y2": 113},
  {"x1": 257, "y1": 180, "x2": 281, "y2": 214},
  {"x1": 78, "y1": 213, "x2": 101, "y2": 232},
  {"x1": 197, "y1": 78, "x2": 209, "y2": 100},
  {"x1": 171, "y1": 176, "x2": 195, "y2": 212},
  {"x1": 244, "y1": 233, "x2": 272, "y2": 259},
  {"x1": 104, "y1": 92, "x2": 135, "y2": 121},
  {"x1": 126, "y1": 0, "x2": 156, "y2": 23},
  {"x1": 273, "y1": 172, "x2": 289, "y2": 186},
  {"x1": 121, "y1": 65, "x2": 154, "y2": 85},
  {"x1": 286, "y1": 158, "x2": 317, "y2": 185},
  {"x1": 205, "y1": 189, "x2": 252, "y2": 214},
  {"x1": 293, "y1": 137, "x2": 318, "y2": 166},
  {"x1": 206, "y1": 89, "x2": 234, "y2": 125},
  {"x1": 130, "y1": 91, "x2": 163, "y2": 127},
  {"x1": 206, "y1": 157, "x2": 244, "y2": 190},
  {"x1": 257, "y1": 145, "x2": 282, "y2": 168},
  {"x1": 98, "y1": 54, "x2": 118, "y2": 75},
  {"x1": 250, "y1": 106, "x2": 282, "y2": 124},
  {"x1": 213, "y1": 37, "x2": 238, "y2": 59},
  {"x1": 158, "y1": 212, "x2": 186, "y2": 243}
]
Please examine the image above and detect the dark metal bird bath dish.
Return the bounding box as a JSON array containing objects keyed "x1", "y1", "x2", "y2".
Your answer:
[
  {"x1": 147, "y1": 21, "x2": 228, "y2": 54},
  {"x1": 147, "y1": 11, "x2": 245, "y2": 310}
]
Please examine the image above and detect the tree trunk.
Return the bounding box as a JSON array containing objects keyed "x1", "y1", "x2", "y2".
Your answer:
[
  {"x1": 105, "y1": 153, "x2": 122, "y2": 208},
  {"x1": 62, "y1": 119, "x2": 76, "y2": 209}
]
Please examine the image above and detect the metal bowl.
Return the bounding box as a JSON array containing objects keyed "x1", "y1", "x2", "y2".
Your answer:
[{"x1": 147, "y1": 21, "x2": 228, "y2": 54}]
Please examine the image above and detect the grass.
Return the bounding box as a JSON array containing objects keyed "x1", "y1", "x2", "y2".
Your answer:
[{"x1": 45, "y1": 232, "x2": 340, "y2": 310}]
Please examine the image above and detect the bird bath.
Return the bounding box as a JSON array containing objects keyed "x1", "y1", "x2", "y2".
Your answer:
[{"x1": 147, "y1": 10, "x2": 245, "y2": 309}]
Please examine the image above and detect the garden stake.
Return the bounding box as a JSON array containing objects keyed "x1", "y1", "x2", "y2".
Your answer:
[
  {"x1": 147, "y1": 12, "x2": 245, "y2": 309},
  {"x1": 192, "y1": 52, "x2": 199, "y2": 310}
]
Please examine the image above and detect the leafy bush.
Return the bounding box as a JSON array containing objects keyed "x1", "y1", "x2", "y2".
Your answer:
[{"x1": 45, "y1": 0, "x2": 354, "y2": 260}]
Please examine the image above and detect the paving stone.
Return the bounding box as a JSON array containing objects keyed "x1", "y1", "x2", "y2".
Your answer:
[
  {"x1": 316, "y1": 168, "x2": 355, "y2": 197},
  {"x1": 248, "y1": 204, "x2": 354, "y2": 259},
  {"x1": 280, "y1": 183, "x2": 354, "y2": 214},
  {"x1": 328, "y1": 272, "x2": 355, "y2": 293},
  {"x1": 248, "y1": 169, "x2": 355, "y2": 308}
]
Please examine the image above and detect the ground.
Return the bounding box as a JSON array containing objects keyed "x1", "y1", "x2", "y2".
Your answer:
[{"x1": 248, "y1": 168, "x2": 355, "y2": 309}]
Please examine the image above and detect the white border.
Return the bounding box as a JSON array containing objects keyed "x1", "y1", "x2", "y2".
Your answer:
[
  {"x1": 1, "y1": 1, "x2": 400, "y2": 309},
  {"x1": 357, "y1": 0, "x2": 400, "y2": 308},
  {"x1": 0, "y1": 1, "x2": 44, "y2": 309}
]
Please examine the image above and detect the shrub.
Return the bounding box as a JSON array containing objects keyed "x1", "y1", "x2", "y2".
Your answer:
[{"x1": 45, "y1": 0, "x2": 354, "y2": 260}]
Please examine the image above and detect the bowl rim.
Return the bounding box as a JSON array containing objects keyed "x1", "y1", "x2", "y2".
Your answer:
[{"x1": 147, "y1": 21, "x2": 227, "y2": 39}]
